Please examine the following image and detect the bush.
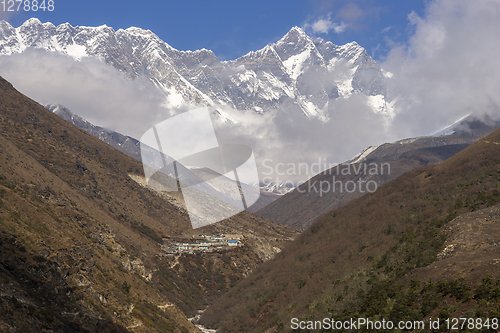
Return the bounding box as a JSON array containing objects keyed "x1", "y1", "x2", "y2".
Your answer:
[{"x1": 130, "y1": 221, "x2": 162, "y2": 242}]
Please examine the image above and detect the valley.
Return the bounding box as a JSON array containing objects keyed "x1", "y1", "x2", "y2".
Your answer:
[
  {"x1": 0, "y1": 77, "x2": 297, "y2": 332},
  {"x1": 1, "y1": 6, "x2": 499, "y2": 332}
]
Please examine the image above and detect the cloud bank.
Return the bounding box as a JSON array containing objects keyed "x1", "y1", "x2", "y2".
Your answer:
[
  {"x1": 0, "y1": 49, "x2": 172, "y2": 139},
  {"x1": 384, "y1": 0, "x2": 500, "y2": 138}
]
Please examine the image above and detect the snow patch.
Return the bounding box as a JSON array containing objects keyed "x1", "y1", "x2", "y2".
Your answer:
[
  {"x1": 397, "y1": 137, "x2": 419, "y2": 145},
  {"x1": 282, "y1": 48, "x2": 311, "y2": 80},
  {"x1": 262, "y1": 71, "x2": 294, "y2": 99},
  {"x1": 381, "y1": 69, "x2": 393, "y2": 79},
  {"x1": 336, "y1": 76, "x2": 354, "y2": 98},
  {"x1": 164, "y1": 86, "x2": 185, "y2": 108},
  {"x1": 431, "y1": 113, "x2": 471, "y2": 136},
  {"x1": 347, "y1": 146, "x2": 379, "y2": 164},
  {"x1": 253, "y1": 106, "x2": 264, "y2": 113},
  {"x1": 367, "y1": 95, "x2": 387, "y2": 114},
  {"x1": 237, "y1": 70, "x2": 257, "y2": 83},
  {"x1": 65, "y1": 44, "x2": 87, "y2": 60}
]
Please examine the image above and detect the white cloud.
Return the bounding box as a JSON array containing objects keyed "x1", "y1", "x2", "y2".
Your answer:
[
  {"x1": 0, "y1": 49, "x2": 172, "y2": 139},
  {"x1": 383, "y1": 0, "x2": 500, "y2": 138},
  {"x1": 381, "y1": 26, "x2": 393, "y2": 33},
  {"x1": 303, "y1": 14, "x2": 347, "y2": 35}
]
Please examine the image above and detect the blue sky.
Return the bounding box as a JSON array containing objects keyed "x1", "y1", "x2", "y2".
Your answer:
[{"x1": 5, "y1": 0, "x2": 425, "y2": 61}]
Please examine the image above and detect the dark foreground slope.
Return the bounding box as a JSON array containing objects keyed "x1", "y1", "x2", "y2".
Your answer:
[
  {"x1": 201, "y1": 125, "x2": 500, "y2": 332},
  {"x1": 0, "y1": 77, "x2": 297, "y2": 332}
]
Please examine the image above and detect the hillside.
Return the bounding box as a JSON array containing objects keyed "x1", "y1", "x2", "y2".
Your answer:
[
  {"x1": 201, "y1": 123, "x2": 500, "y2": 331},
  {"x1": 258, "y1": 122, "x2": 499, "y2": 230},
  {"x1": 0, "y1": 76, "x2": 297, "y2": 332}
]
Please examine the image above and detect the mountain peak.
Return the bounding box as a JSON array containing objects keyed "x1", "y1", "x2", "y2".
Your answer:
[
  {"x1": 289, "y1": 26, "x2": 307, "y2": 34},
  {"x1": 21, "y1": 17, "x2": 42, "y2": 27},
  {"x1": 346, "y1": 41, "x2": 361, "y2": 48},
  {"x1": 0, "y1": 20, "x2": 13, "y2": 29},
  {"x1": 123, "y1": 26, "x2": 157, "y2": 38},
  {"x1": 280, "y1": 26, "x2": 309, "y2": 41},
  {"x1": 275, "y1": 26, "x2": 315, "y2": 52}
]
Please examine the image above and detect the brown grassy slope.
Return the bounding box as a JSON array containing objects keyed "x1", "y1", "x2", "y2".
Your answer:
[
  {"x1": 258, "y1": 138, "x2": 478, "y2": 230},
  {"x1": 0, "y1": 225, "x2": 131, "y2": 333},
  {"x1": 0, "y1": 76, "x2": 203, "y2": 331},
  {"x1": 0, "y1": 76, "x2": 297, "y2": 331},
  {"x1": 200, "y1": 125, "x2": 500, "y2": 332}
]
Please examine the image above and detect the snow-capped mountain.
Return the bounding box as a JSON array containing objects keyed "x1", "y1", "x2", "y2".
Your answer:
[
  {"x1": 257, "y1": 181, "x2": 296, "y2": 195},
  {"x1": 0, "y1": 18, "x2": 389, "y2": 119}
]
